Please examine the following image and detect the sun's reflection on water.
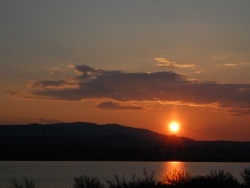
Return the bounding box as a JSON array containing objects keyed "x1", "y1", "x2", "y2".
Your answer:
[
  {"x1": 159, "y1": 162, "x2": 190, "y2": 185},
  {"x1": 162, "y1": 161, "x2": 187, "y2": 172}
]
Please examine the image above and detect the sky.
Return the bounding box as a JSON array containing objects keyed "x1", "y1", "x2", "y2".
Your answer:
[{"x1": 1, "y1": 0, "x2": 250, "y2": 141}]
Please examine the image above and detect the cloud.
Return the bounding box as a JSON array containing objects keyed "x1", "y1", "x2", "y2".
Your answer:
[
  {"x1": 228, "y1": 108, "x2": 250, "y2": 117},
  {"x1": 193, "y1": 70, "x2": 205, "y2": 75},
  {"x1": 68, "y1": 62, "x2": 86, "y2": 75},
  {"x1": 28, "y1": 78, "x2": 80, "y2": 91},
  {"x1": 39, "y1": 118, "x2": 65, "y2": 124},
  {"x1": 9, "y1": 65, "x2": 250, "y2": 115},
  {"x1": 216, "y1": 64, "x2": 238, "y2": 68},
  {"x1": 216, "y1": 62, "x2": 250, "y2": 68},
  {"x1": 223, "y1": 64, "x2": 238, "y2": 67},
  {"x1": 155, "y1": 58, "x2": 195, "y2": 69},
  {"x1": 5, "y1": 90, "x2": 47, "y2": 99},
  {"x1": 96, "y1": 101, "x2": 143, "y2": 111},
  {"x1": 49, "y1": 67, "x2": 61, "y2": 75}
]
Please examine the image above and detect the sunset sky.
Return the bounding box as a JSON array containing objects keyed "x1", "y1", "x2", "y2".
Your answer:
[{"x1": 1, "y1": 0, "x2": 250, "y2": 141}]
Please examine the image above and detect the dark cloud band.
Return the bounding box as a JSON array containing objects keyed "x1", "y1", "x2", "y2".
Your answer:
[{"x1": 9, "y1": 65, "x2": 250, "y2": 115}]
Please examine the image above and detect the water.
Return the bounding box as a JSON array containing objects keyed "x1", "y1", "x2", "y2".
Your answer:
[{"x1": 0, "y1": 161, "x2": 249, "y2": 188}]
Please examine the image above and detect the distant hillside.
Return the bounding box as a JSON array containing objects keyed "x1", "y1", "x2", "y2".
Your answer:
[
  {"x1": 0, "y1": 122, "x2": 170, "y2": 139},
  {"x1": 0, "y1": 122, "x2": 250, "y2": 161}
]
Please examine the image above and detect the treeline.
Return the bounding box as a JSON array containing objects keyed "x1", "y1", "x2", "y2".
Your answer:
[{"x1": 9, "y1": 168, "x2": 250, "y2": 188}]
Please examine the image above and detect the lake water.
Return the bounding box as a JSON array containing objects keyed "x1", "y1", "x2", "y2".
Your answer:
[{"x1": 0, "y1": 161, "x2": 249, "y2": 188}]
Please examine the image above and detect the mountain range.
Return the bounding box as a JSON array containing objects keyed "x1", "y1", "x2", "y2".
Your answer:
[{"x1": 0, "y1": 122, "x2": 250, "y2": 161}]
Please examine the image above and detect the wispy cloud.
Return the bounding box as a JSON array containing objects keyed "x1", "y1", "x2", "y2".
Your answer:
[
  {"x1": 97, "y1": 101, "x2": 143, "y2": 111},
  {"x1": 193, "y1": 70, "x2": 205, "y2": 75},
  {"x1": 39, "y1": 118, "x2": 65, "y2": 124},
  {"x1": 6, "y1": 90, "x2": 46, "y2": 99},
  {"x1": 28, "y1": 78, "x2": 80, "y2": 91},
  {"x1": 216, "y1": 62, "x2": 250, "y2": 68},
  {"x1": 155, "y1": 58, "x2": 195, "y2": 69},
  {"x1": 68, "y1": 62, "x2": 84, "y2": 75},
  {"x1": 8, "y1": 65, "x2": 250, "y2": 115},
  {"x1": 212, "y1": 53, "x2": 250, "y2": 69},
  {"x1": 228, "y1": 108, "x2": 250, "y2": 117},
  {"x1": 49, "y1": 67, "x2": 61, "y2": 75},
  {"x1": 216, "y1": 63, "x2": 238, "y2": 68}
]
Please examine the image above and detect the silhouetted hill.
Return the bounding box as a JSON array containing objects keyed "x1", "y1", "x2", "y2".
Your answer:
[
  {"x1": 0, "y1": 122, "x2": 160, "y2": 139},
  {"x1": 0, "y1": 122, "x2": 250, "y2": 161}
]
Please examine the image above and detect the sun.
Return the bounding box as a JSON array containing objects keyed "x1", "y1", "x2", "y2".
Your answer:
[{"x1": 169, "y1": 121, "x2": 180, "y2": 133}]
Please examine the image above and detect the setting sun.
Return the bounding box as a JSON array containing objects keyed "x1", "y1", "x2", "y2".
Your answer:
[{"x1": 169, "y1": 121, "x2": 180, "y2": 133}]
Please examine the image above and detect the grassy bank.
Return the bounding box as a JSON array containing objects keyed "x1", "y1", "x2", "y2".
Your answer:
[{"x1": 9, "y1": 168, "x2": 250, "y2": 188}]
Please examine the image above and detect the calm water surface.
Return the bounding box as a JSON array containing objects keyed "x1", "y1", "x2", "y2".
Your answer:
[{"x1": 0, "y1": 161, "x2": 249, "y2": 188}]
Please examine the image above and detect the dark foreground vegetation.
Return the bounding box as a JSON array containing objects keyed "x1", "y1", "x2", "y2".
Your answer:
[{"x1": 9, "y1": 168, "x2": 250, "y2": 188}]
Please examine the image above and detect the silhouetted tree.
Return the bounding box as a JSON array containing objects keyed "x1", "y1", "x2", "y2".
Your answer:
[
  {"x1": 205, "y1": 170, "x2": 240, "y2": 188},
  {"x1": 160, "y1": 169, "x2": 191, "y2": 187},
  {"x1": 74, "y1": 175, "x2": 104, "y2": 188},
  {"x1": 106, "y1": 169, "x2": 157, "y2": 188},
  {"x1": 241, "y1": 168, "x2": 250, "y2": 186},
  {"x1": 10, "y1": 177, "x2": 35, "y2": 188}
]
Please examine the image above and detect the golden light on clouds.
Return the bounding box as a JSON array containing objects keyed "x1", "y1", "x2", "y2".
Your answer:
[{"x1": 155, "y1": 58, "x2": 195, "y2": 69}]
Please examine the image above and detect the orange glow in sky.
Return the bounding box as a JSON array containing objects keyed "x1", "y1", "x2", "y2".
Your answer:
[
  {"x1": 169, "y1": 121, "x2": 180, "y2": 134},
  {"x1": 1, "y1": 1, "x2": 250, "y2": 141}
]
